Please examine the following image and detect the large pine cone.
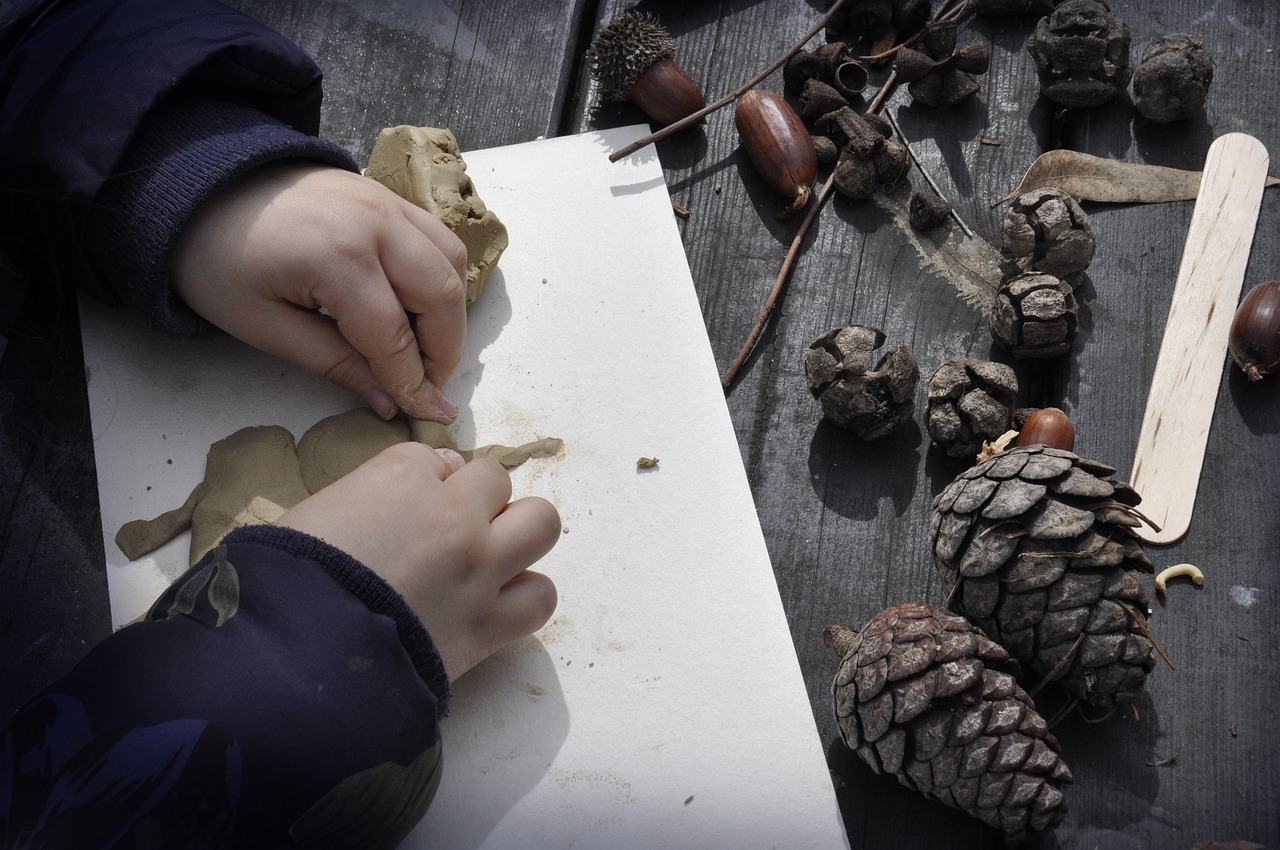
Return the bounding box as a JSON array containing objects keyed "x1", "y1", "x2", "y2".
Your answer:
[
  {"x1": 828, "y1": 602, "x2": 1072, "y2": 838},
  {"x1": 929, "y1": 445, "x2": 1157, "y2": 713}
]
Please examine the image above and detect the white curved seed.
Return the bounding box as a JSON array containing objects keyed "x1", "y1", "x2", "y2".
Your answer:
[{"x1": 1155, "y1": 563, "x2": 1204, "y2": 594}]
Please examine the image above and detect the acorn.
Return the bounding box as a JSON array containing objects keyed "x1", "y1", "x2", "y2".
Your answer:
[
  {"x1": 735, "y1": 89, "x2": 818, "y2": 216},
  {"x1": 1015, "y1": 407, "x2": 1076, "y2": 451},
  {"x1": 1229, "y1": 280, "x2": 1280, "y2": 381},
  {"x1": 586, "y1": 12, "x2": 706, "y2": 126}
]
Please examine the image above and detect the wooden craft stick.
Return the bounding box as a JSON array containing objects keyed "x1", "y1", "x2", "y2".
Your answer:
[{"x1": 1129, "y1": 133, "x2": 1269, "y2": 545}]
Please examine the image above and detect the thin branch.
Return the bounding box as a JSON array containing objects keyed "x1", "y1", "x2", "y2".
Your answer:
[
  {"x1": 881, "y1": 107, "x2": 975, "y2": 238},
  {"x1": 721, "y1": 71, "x2": 899, "y2": 391},
  {"x1": 859, "y1": 0, "x2": 973, "y2": 62},
  {"x1": 608, "y1": 0, "x2": 854, "y2": 162}
]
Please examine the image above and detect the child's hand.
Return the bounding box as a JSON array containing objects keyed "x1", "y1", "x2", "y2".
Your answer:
[
  {"x1": 173, "y1": 163, "x2": 468, "y2": 424},
  {"x1": 276, "y1": 442, "x2": 560, "y2": 680}
]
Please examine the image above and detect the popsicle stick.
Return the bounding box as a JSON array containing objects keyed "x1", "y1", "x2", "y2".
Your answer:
[{"x1": 1129, "y1": 133, "x2": 1269, "y2": 545}]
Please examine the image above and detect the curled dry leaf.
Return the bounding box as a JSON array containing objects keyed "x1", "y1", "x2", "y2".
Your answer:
[{"x1": 997, "y1": 149, "x2": 1280, "y2": 206}]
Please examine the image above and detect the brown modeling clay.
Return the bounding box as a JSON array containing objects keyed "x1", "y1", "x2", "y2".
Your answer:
[
  {"x1": 117, "y1": 410, "x2": 564, "y2": 566},
  {"x1": 365, "y1": 125, "x2": 508, "y2": 305}
]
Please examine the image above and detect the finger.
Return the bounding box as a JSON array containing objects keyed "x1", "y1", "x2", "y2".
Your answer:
[
  {"x1": 493, "y1": 570, "x2": 558, "y2": 642},
  {"x1": 435, "y1": 448, "x2": 466, "y2": 475},
  {"x1": 378, "y1": 206, "x2": 469, "y2": 388},
  {"x1": 214, "y1": 300, "x2": 410, "y2": 419},
  {"x1": 321, "y1": 257, "x2": 458, "y2": 423},
  {"x1": 446, "y1": 457, "x2": 513, "y2": 519},
  {"x1": 489, "y1": 496, "x2": 561, "y2": 578}
]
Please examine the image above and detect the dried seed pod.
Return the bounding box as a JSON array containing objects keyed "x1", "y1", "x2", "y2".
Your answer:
[
  {"x1": 735, "y1": 90, "x2": 818, "y2": 215},
  {"x1": 799, "y1": 79, "x2": 850, "y2": 123},
  {"x1": 926, "y1": 358, "x2": 1018, "y2": 459},
  {"x1": 828, "y1": 0, "x2": 895, "y2": 40},
  {"x1": 974, "y1": 0, "x2": 1056, "y2": 17},
  {"x1": 1132, "y1": 33, "x2": 1215, "y2": 123},
  {"x1": 896, "y1": 20, "x2": 990, "y2": 108},
  {"x1": 832, "y1": 154, "x2": 878, "y2": 200},
  {"x1": 871, "y1": 139, "x2": 912, "y2": 194},
  {"x1": 999, "y1": 188, "x2": 1095, "y2": 278},
  {"x1": 990, "y1": 272, "x2": 1079, "y2": 359},
  {"x1": 829, "y1": 603, "x2": 1072, "y2": 838},
  {"x1": 1015, "y1": 407, "x2": 1075, "y2": 452},
  {"x1": 1026, "y1": 0, "x2": 1132, "y2": 108},
  {"x1": 812, "y1": 134, "x2": 840, "y2": 166},
  {"x1": 816, "y1": 106, "x2": 886, "y2": 156},
  {"x1": 930, "y1": 446, "x2": 1157, "y2": 713},
  {"x1": 587, "y1": 12, "x2": 706, "y2": 126},
  {"x1": 1229, "y1": 280, "x2": 1280, "y2": 381},
  {"x1": 805, "y1": 324, "x2": 919, "y2": 440},
  {"x1": 784, "y1": 50, "x2": 828, "y2": 95},
  {"x1": 909, "y1": 191, "x2": 952, "y2": 230},
  {"x1": 891, "y1": 0, "x2": 933, "y2": 36}
]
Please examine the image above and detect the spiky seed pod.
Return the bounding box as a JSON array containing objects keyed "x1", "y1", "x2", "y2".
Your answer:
[
  {"x1": 1000, "y1": 188, "x2": 1095, "y2": 278},
  {"x1": 990, "y1": 272, "x2": 1079, "y2": 360},
  {"x1": 1132, "y1": 33, "x2": 1215, "y2": 123},
  {"x1": 929, "y1": 445, "x2": 1158, "y2": 713},
  {"x1": 586, "y1": 13, "x2": 706, "y2": 126},
  {"x1": 735, "y1": 90, "x2": 818, "y2": 215},
  {"x1": 926, "y1": 359, "x2": 1018, "y2": 459},
  {"x1": 805, "y1": 325, "x2": 919, "y2": 440},
  {"x1": 828, "y1": 602, "x2": 1072, "y2": 838},
  {"x1": 1027, "y1": 0, "x2": 1132, "y2": 108}
]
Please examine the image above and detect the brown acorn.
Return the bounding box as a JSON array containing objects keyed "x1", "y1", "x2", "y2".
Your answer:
[
  {"x1": 586, "y1": 13, "x2": 706, "y2": 126},
  {"x1": 735, "y1": 89, "x2": 818, "y2": 215},
  {"x1": 1229, "y1": 280, "x2": 1280, "y2": 381},
  {"x1": 1015, "y1": 407, "x2": 1075, "y2": 451}
]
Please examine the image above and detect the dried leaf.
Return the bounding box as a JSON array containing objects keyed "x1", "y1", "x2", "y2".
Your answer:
[{"x1": 997, "y1": 149, "x2": 1280, "y2": 206}]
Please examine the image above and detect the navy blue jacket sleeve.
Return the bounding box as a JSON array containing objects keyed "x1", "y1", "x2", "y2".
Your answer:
[
  {"x1": 0, "y1": 0, "x2": 357, "y2": 335},
  {"x1": 0, "y1": 525, "x2": 452, "y2": 849}
]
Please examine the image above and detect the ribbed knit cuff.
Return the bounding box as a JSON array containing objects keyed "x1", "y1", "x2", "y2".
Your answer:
[
  {"x1": 222, "y1": 524, "x2": 452, "y2": 717},
  {"x1": 86, "y1": 91, "x2": 357, "y2": 336}
]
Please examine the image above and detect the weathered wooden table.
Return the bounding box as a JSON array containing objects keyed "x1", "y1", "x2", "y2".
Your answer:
[{"x1": 3, "y1": 1, "x2": 1276, "y2": 847}]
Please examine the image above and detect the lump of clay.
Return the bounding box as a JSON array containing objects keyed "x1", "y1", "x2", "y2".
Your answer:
[
  {"x1": 117, "y1": 410, "x2": 565, "y2": 567},
  {"x1": 366, "y1": 126, "x2": 508, "y2": 304}
]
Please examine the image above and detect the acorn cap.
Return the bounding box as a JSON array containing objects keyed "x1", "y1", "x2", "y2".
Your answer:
[{"x1": 587, "y1": 12, "x2": 676, "y2": 102}]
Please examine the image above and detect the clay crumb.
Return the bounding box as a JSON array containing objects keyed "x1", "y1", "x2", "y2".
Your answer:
[
  {"x1": 636, "y1": 456, "x2": 660, "y2": 469},
  {"x1": 980, "y1": 135, "x2": 1001, "y2": 145},
  {"x1": 671, "y1": 198, "x2": 690, "y2": 218},
  {"x1": 684, "y1": 795, "x2": 694, "y2": 806}
]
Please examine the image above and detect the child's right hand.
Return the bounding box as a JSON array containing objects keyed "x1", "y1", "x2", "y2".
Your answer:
[{"x1": 276, "y1": 442, "x2": 560, "y2": 680}]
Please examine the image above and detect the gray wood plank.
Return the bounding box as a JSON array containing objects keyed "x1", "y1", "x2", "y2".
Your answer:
[{"x1": 578, "y1": 1, "x2": 1279, "y2": 846}]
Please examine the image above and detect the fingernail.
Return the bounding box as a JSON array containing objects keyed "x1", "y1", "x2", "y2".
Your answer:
[
  {"x1": 433, "y1": 395, "x2": 458, "y2": 422},
  {"x1": 434, "y1": 448, "x2": 466, "y2": 472},
  {"x1": 365, "y1": 387, "x2": 397, "y2": 420}
]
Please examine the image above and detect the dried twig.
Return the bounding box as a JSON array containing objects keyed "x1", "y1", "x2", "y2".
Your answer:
[
  {"x1": 881, "y1": 107, "x2": 975, "y2": 238},
  {"x1": 608, "y1": 0, "x2": 854, "y2": 162}
]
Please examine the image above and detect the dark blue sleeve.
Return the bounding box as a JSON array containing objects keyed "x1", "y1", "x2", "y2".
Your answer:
[
  {"x1": 0, "y1": 525, "x2": 451, "y2": 849},
  {"x1": 0, "y1": 0, "x2": 358, "y2": 334}
]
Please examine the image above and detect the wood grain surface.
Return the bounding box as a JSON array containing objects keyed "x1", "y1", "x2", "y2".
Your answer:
[{"x1": 3, "y1": 1, "x2": 1276, "y2": 848}]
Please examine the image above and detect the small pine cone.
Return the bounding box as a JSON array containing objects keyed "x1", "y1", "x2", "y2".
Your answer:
[
  {"x1": 828, "y1": 602, "x2": 1072, "y2": 838},
  {"x1": 1000, "y1": 188, "x2": 1095, "y2": 278},
  {"x1": 990, "y1": 272, "x2": 1079, "y2": 359},
  {"x1": 929, "y1": 446, "x2": 1158, "y2": 713},
  {"x1": 1132, "y1": 34, "x2": 1215, "y2": 123},
  {"x1": 805, "y1": 324, "x2": 919, "y2": 440},
  {"x1": 1027, "y1": 0, "x2": 1132, "y2": 108},
  {"x1": 926, "y1": 358, "x2": 1018, "y2": 459}
]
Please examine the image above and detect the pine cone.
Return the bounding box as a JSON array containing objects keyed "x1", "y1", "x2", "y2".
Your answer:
[
  {"x1": 990, "y1": 271, "x2": 1079, "y2": 359},
  {"x1": 828, "y1": 602, "x2": 1072, "y2": 838},
  {"x1": 999, "y1": 188, "x2": 1095, "y2": 278},
  {"x1": 929, "y1": 445, "x2": 1157, "y2": 713},
  {"x1": 926, "y1": 358, "x2": 1018, "y2": 459},
  {"x1": 1026, "y1": 0, "x2": 1132, "y2": 108},
  {"x1": 805, "y1": 324, "x2": 919, "y2": 440}
]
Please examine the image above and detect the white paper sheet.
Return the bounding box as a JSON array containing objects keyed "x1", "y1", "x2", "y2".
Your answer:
[{"x1": 82, "y1": 125, "x2": 849, "y2": 849}]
